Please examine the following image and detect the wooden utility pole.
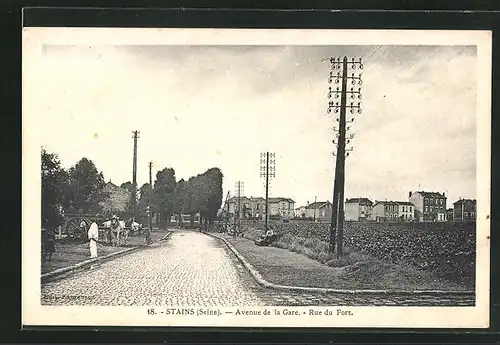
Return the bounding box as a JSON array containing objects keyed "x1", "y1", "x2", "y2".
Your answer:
[
  {"x1": 132, "y1": 130, "x2": 140, "y2": 223},
  {"x1": 234, "y1": 181, "x2": 244, "y2": 238},
  {"x1": 327, "y1": 56, "x2": 363, "y2": 256},
  {"x1": 314, "y1": 195, "x2": 317, "y2": 222},
  {"x1": 260, "y1": 152, "x2": 275, "y2": 232},
  {"x1": 148, "y1": 161, "x2": 153, "y2": 231}
]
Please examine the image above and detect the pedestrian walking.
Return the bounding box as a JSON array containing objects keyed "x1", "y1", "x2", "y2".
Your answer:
[
  {"x1": 144, "y1": 227, "x2": 153, "y2": 245},
  {"x1": 43, "y1": 229, "x2": 56, "y2": 262},
  {"x1": 88, "y1": 218, "x2": 100, "y2": 258}
]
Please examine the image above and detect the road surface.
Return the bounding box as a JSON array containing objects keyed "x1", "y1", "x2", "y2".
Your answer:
[{"x1": 41, "y1": 231, "x2": 474, "y2": 307}]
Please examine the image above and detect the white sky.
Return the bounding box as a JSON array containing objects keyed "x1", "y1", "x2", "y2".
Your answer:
[{"x1": 38, "y1": 44, "x2": 477, "y2": 209}]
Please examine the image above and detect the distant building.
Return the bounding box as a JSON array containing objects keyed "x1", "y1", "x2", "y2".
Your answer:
[
  {"x1": 269, "y1": 197, "x2": 296, "y2": 218},
  {"x1": 303, "y1": 201, "x2": 332, "y2": 222},
  {"x1": 446, "y1": 208, "x2": 454, "y2": 221},
  {"x1": 396, "y1": 201, "x2": 415, "y2": 221},
  {"x1": 408, "y1": 191, "x2": 447, "y2": 222},
  {"x1": 371, "y1": 201, "x2": 399, "y2": 222},
  {"x1": 295, "y1": 205, "x2": 307, "y2": 218},
  {"x1": 453, "y1": 199, "x2": 476, "y2": 221},
  {"x1": 228, "y1": 196, "x2": 295, "y2": 219},
  {"x1": 345, "y1": 198, "x2": 373, "y2": 221}
]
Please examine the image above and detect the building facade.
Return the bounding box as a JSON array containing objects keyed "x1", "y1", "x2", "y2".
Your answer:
[
  {"x1": 295, "y1": 206, "x2": 306, "y2": 218},
  {"x1": 453, "y1": 199, "x2": 476, "y2": 221},
  {"x1": 408, "y1": 191, "x2": 447, "y2": 222},
  {"x1": 302, "y1": 201, "x2": 332, "y2": 222},
  {"x1": 345, "y1": 198, "x2": 373, "y2": 221},
  {"x1": 371, "y1": 201, "x2": 399, "y2": 222},
  {"x1": 396, "y1": 201, "x2": 415, "y2": 221},
  {"x1": 227, "y1": 196, "x2": 295, "y2": 219}
]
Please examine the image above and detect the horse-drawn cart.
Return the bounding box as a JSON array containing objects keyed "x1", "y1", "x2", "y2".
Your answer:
[{"x1": 63, "y1": 213, "x2": 96, "y2": 241}]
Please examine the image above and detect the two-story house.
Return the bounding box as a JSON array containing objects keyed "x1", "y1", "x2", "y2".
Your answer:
[
  {"x1": 269, "y1": 197, "x2": 295, "y2": 218},
  {"x1": 453, "y1": 198, "x2": 476, "y2": 221},
  {"x1": 396, "y1": 201, "x2": 415, "y2": 221},
  {"x1": 408, "y1": 191, "x2": 447, "y2": 222},
  {"x1": 228, "y1": 196, "x2": 295, "y2": 219},
  {"x1": 371, "y1": 201, "x2": 400, "y2": 222},
  {"x1": 345, "y1": 198, "x2": 373, "y2": 221}
]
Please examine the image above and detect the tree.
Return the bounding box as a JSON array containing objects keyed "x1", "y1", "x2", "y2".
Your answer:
[
  {"x1": 66, "y1": 157, "x2": 107, "y2": 214},
  {"x1": 172, "y1": 179, "x2": 189, "y2": 222},
  {"x1": 187, "y1": 168, "x2": 223, "y2": 230},
  {"x1": 137, "y1": 183, "x2": 154, "y2": 224},
  {"x1": 120, "y1": 181, "x2": 138, "y2": 219},
  {"x1": 41, "y1": 148, "x2": 69, "y2": 230},
  {"x1": 153, "y1": 167, "x2": 177, "y2": 228}
]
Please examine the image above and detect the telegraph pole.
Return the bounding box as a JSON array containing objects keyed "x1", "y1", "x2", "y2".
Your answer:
[
  {"x1": 260, "y1": 152, "x2": 275, "y2": 232},
  {"x1": 132, "y1": 130, "x2": 140, "y2": 223},
  {"x1": 148, "y1": 161, "x2": 153, "y2": 231},
  {"x1": 314, "y1": 195, "x2": 317, "y2": 222},
  {"x1": 327, "y1": 56, "x2": 363, "y2": 256},
  {"x1": 234, "y1": 181, "x2": 244, "y2": 238}
]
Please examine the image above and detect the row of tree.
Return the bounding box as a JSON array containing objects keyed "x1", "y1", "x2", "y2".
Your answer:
[
  {"x1": 41, "y1": 148, "x2": 224, "y2": 232},
  {"x1": 133, "y1": 167, "x2": 224, "y2": 229}
]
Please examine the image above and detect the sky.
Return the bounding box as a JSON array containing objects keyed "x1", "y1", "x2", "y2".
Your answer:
[{"x1": 38, "y1": 44, "x2": 477, "y2": 209}]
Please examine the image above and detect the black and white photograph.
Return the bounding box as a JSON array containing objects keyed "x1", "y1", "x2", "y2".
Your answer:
[{"x1": 22, "y1": 28, "x2": 491, "y2": 328}]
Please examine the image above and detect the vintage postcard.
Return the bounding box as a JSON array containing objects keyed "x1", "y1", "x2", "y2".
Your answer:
[{"x1": 22, "y1": 28, "x2": 491, "y2": 328}]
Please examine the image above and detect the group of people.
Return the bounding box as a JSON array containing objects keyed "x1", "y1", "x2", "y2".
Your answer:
[
  {"x1": 255, "y1": 226, "x2": 276, "y2": 246},
  {"x1": 86, "y1": 215, "x2": 153, "y2": 259}
]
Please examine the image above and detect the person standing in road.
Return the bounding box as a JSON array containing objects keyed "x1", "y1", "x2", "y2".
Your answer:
[{"x1": 88, "y1": 218, "x2": 99, "y2": 258}]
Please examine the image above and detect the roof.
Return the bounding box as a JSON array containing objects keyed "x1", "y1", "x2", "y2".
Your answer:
[
  {"x1": 249, "y1": 197, "x2": 265, "y2": 202},
  {"x1": 373, "y1": 201, "x2": 414, "y2": 207},
  {"x1": 99, "y1": 183, "x2": 130, "y2": 213},
  {"x1": 305, "y1": 201, "x2": 332, "y2": 209},
  {"x1": 412, "y1": 191, "x2": 446, "y2": 198},
  {"x1": 453, "y1": 199, "x2": 476, "y2": 205},
  {"x1": 269, "y1": 197, "x2": 295, "y2": 204},
  {"x1": 345, "y1": 198, "x2": 373, "y2": 205}
]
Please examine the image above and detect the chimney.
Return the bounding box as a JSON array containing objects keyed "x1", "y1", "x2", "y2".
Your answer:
[{"x1": 408, "y1": 191, "x2": 412, "y2": 198}]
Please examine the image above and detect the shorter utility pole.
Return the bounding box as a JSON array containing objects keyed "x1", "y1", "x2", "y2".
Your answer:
[
  {"x1": 148, "y1": 161, "x2": 153, "y2": 231},
  {"x1": 234, "y1": 181, "x2": 244, "y2": 238},
  {"x1": 314, "y1": 195, "x2": 317, "y2": 222}
]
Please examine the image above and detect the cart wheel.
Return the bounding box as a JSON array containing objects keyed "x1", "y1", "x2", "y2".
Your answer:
[{"x1": 66, "y1": 218, "x2": 89, "y2": 241}]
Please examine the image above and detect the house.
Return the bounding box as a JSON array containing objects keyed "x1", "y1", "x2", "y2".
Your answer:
[
  {"x1": 453, "y1": 199, "x2": 476, "y2": 221},
  {"x1": 227, "y1": 196, "x2": 254, "y2": 218},
  {"x1": 396, "y1": 201, "x2": 415, "y2": 221},
  {"x1": 408, "y1": 191, "x2": 447, "y2": 222},
  {"x1": 304, "y1": 201, "x2": 332, "y2": 222},
  {"x1": 371, "y1": 201, "x2": 400, "y2": 222},
  {"x1": 269, "y1": 197, "x2": 295, "y2": 218},
  {"x1": 295, "y1": 205, "x2": 307, "y2": 218},
  {"x1": 227, "y1": 196, "x2": 295, "y2": 219},
  {"x1": 345, "y1": 198, "x2": 373, "y2": 221}
]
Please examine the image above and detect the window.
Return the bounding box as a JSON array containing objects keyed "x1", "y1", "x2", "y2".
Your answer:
[{"x1": 425, "y1": 206, "x2": 429, "y2": 212}]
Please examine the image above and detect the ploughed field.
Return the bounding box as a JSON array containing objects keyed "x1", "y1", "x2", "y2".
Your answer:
[{"x1": 237, "y1": 220, "x2": 475, "y2": 289}]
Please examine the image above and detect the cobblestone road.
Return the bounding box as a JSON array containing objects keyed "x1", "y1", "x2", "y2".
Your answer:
[{"x1": 41, "y1": 231, "x2": 474, "y2": 307}]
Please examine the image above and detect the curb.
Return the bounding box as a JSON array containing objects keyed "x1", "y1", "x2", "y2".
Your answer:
[
  {"x1": 41, "y1": 231, "x2": 172, "y2": 284},
  {"x1": 206, "y1": 232, "x2": 474, "y2": 296}
]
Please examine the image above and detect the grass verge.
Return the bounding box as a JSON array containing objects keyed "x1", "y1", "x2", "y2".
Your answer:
[{"x1": 42, "y1": 229, "x2": 169, "y2": 274}]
